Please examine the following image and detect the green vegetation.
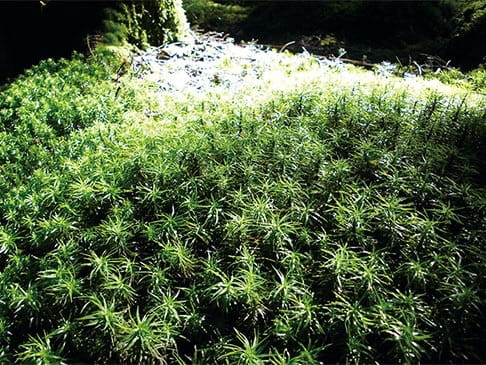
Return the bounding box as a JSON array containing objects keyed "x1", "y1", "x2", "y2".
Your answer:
[
  {"x1": 105, "y1": 0, "x2": 191, "y2": 47},
  {"x1": 423, "y1": 67, "x2": 486, "y2": 94},
  {"x1": 0, "y1": 51, "x2": 129, "y2": 194},
  {"x1": 447, "y1": 0, "x2": 486, "y2": 69},
  {"x1": 183, "y1": 0, "x2": 251, "y2": 34},
  {"x1": 1, "y1": 39, "x2": 485, "y2": 364}
]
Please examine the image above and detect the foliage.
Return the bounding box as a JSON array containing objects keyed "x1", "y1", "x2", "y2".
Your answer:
[
  {"x1": 183, "y1": 0, "x2": 251, "y2": 34},
  {"x1": 381, "y1": 57, "x2": 486, "y2": 94},
  {"x1": 0, "y1": 48, "x2": 485, "y2": 364},
  {"x1": 425, "y1": 66, "x2": 486, "y2": 94},
  {"x1": 454, "y1": 0, "x2": 486, "y2": 34},
  {"x1": 446, "y1": 0, "x2": 486, "y2": 69},
  {"x1": 107, "y1": 0, "x2": 191, "y2": 48}
]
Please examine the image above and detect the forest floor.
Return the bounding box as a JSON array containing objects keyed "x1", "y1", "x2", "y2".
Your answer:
[{"x1": 1, "y1": 29, "x2": 485, "y2": 364}]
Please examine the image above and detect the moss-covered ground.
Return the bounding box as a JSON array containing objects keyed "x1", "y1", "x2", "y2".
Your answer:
[{"x1": 0, "y1": 37, "x2": 485, "y2": 363}]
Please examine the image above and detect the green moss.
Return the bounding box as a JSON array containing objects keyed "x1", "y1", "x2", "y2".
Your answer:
[
  {"x1": 420, "y1": 66, "x2": 486, "y2": 94},
  {"x1": 104, "y1": 0, "x2": 191, "y2": 48},
  {"x1": 0, "y1": 49, "x2": 132, "y2": 195},
  {"x1": 0, "y1": 40, "x2": 485, "y2": 363},
  {"x1": 183, "y1": 0, "x2": 251, "y2": 33}
]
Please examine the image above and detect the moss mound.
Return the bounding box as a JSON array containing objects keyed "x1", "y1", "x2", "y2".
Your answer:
[{"x1": 0, "y1": 42, "x2": 485, "y2": 363}]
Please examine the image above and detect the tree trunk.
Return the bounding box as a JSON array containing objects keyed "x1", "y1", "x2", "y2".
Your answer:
[{"x1": 116, "y1": 0, "x2": 191, "y2": 47}]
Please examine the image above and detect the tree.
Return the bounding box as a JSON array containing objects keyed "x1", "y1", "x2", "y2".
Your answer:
[{"x1": 114, "y1": 0, "x2": 191, "y2": 47}]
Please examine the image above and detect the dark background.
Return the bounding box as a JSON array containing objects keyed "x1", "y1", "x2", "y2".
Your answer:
[{"x1": 0, "y1": 1, "x2": 111, "y2": 83}]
